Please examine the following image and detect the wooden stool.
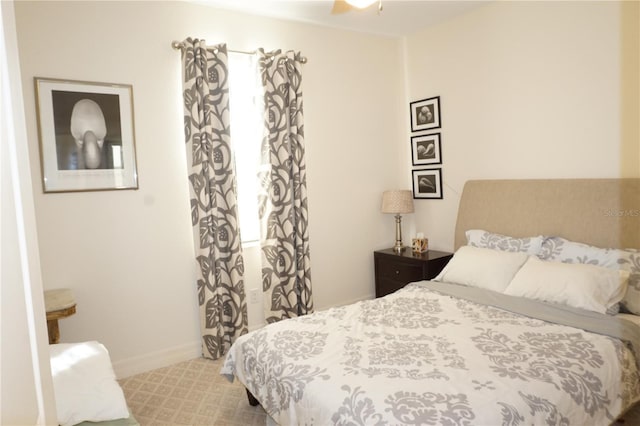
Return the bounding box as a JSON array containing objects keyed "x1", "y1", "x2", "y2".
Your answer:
[{"x1": 44, "y1": 289, "x2": 76, "y2": 344}]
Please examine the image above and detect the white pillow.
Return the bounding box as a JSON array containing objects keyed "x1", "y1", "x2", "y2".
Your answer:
[
  {"x1": 466, "y1": 229, "x2": 544, "y2": 256},
  {"x1": 504, "y1": 256, "x2": 630, "y2": 314},
  {"x1": 50, "y1": 341, "x2": 129, "y2": 426},
  {"x1": 540, "y1": 236, "x2": 640, "y2": 315},
  {"x1": 434, "y1": 245, "x2": 529, "y2": 293}
]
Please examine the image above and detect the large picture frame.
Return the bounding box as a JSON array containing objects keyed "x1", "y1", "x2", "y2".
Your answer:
[
  {"x1": 35, "y1": 77, "x2": 138, "y2": 193},
  {"x1": 411, "y1": 133, "x2": 442, "y2": 166},
  {"x1": 412, "y1": 168, "x2": 443, "y2": 199},
  {"x1": 410, "y1": 96, "x2": 441, "y2": 132}
]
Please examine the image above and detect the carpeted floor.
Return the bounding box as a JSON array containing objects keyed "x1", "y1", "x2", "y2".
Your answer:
[
  {"x1": 118, "y1": 357, "x2": 266, "y2": 426},
  {"x1": 120, "y1": 356, "x2": 640, "y2": 426}
]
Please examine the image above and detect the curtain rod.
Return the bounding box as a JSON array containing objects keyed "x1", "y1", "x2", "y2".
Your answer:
[{"x1": 171, "y1": 41, "x2": 308, "y2": 64}]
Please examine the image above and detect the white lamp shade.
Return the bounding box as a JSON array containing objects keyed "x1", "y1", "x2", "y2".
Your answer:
[{"x1": 381, "y1": 190, "x2": 414, "y2": 214}]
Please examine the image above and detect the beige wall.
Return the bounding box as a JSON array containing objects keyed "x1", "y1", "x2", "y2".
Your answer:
[
  {"x1": 14, "y1": 1, "x2": 405, "y2": 377},
  {"x1": 403, "y1": 1, "x2": 639, "y2": 252},
  {"x1": 2, "y1": 0, "x2": 57, "y2": 423}
]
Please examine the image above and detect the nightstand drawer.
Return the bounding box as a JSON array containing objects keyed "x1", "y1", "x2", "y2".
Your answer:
[{"x1": 377, "y1": 260, "x2": 423, "y2": 283}]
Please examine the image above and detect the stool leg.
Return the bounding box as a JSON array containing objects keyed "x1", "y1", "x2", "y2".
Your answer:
[
  {"x1": 47, "y1": 319, "x2": 60, "y2": 344},
  {"x1": 246, "y1": 389, "x2": 260, "y2": 406}
]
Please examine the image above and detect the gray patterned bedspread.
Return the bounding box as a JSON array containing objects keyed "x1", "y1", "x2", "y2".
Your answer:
[{"x1": 221, "y1": 282, "x2": 640, "y2": 425}]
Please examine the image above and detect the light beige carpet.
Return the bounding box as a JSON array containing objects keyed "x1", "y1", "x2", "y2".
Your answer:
[
  {"x1": 120, "y1": 356, "x2": 640, "y2": 426},
  {"x1": 118, "y1": 357, "x2": 266, "y2": 426}
]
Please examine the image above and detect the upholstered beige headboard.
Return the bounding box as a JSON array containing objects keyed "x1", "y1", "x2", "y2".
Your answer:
[{"x1": 454, "y1": 179, "x2": 640, "y2": 251}]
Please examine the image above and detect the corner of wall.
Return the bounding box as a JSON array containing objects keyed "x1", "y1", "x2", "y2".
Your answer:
[
  {"x1": 620, "y1": 0, "x2": 640, "y2": 177},
  {"x1": 1, "y1": 0, "x2": 57, "y2": 423},
  {"x1": 111, "y1": 341, "x2": 202, "y2": 379}
]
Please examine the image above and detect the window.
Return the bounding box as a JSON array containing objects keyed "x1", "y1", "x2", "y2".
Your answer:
[{"x1": 228, "y1": 52, "x2": 263, "y2": 244}]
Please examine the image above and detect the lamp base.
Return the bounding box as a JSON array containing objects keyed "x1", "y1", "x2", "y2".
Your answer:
[
  {"x1": 393, "y1": 244, "x2": 405, "y2": 253},
  {"x1": 393, "y1": 214, "x2": 405, "y2": 253}
]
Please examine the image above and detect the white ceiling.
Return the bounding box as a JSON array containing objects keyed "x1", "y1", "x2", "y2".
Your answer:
[{"x1": 195, "y1": 0, "x2": 488, "y2": 38}]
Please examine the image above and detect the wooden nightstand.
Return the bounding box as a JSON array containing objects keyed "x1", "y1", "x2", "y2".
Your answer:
[{"x1": 374, "y1": 248, "x2": 453, "y2": 298}]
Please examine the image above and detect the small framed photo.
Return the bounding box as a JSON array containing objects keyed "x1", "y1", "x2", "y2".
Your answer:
[
  {"x1": 412, "y1": 168, "x2": 443, "y2": 199},
  {"x1": 410, "y1": 96, "x2": 441, "y2": 132},
  {"x1": 35, "y1": 77, "x2": 138, "y2": 193},
  {"x1": 411, "y1": 133, "x2": 441, "y2": 166}
]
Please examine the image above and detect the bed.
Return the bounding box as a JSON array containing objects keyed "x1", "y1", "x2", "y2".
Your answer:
[{"x1": 221, "y1": 178, "x2": 640, "y2": 425}]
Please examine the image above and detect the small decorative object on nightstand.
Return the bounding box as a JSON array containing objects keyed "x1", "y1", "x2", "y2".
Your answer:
[
  {"x1": 412, "y1": 232, "x2": 429, "y2": 253},
  {"x1": 374, "y1": 248, "x2": 452, "y2": 298}
]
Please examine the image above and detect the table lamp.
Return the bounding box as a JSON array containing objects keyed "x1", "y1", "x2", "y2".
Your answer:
[{"x1": 381, "y1": 190, "x2": 414, "y2": 253}]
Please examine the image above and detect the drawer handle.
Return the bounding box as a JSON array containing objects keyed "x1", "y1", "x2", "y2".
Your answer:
[{"x1": 395, "y1": 270, "x2": 400, "y2": 275}]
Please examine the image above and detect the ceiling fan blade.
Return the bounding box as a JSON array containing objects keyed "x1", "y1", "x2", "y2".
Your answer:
[{"x1": 331, "y1": 0, "x2": 354, "y2": 14}]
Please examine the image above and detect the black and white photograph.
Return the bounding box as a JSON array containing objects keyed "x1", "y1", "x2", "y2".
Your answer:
[
  {"x1": 411, "y1": 133, "x2": 442, "y2": 166},
  {"x1": 410, "y1": 96, "x2": 441, "y2": 132},
  {"x1": 412, "y1": 168, "x2": 443, "y2": 199},
  {"x1": 35, "y1": 78, "x2": 138, "y2": 192}
]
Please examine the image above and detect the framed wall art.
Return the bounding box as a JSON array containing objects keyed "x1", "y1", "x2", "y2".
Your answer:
[
  {"x1": 410, "y1": 96, "x2": 441, "y2": 132},
  {"x1": 34, "y1": 77, "x2": 138, "y2": 193},
  {"x1": 412, "y1": 168, "x2": 443, "y2": 199},
  {"x1": 411, "y1": 133, "x2": 442, "y2": 166}
]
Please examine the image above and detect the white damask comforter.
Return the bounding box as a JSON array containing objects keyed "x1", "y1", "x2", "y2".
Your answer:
[{"x1": 221, "y1": 282, "x2": 640, "y2": 425}]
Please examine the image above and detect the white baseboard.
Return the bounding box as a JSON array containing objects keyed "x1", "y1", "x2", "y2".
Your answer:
[
  {"x1": 112, "y1": 295, "x2": 375, "y2": 379},
  {"x1": 112, "y1": 341, "x2": 201, "y2": 379}
]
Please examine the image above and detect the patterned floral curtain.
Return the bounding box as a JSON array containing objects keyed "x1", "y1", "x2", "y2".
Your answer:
[
  {"x1": 180, "y1": 38, "x2": 247, "y2": 359},
  {"x1": 257, "y1": 49, "x2": 313, "y2": 323}
]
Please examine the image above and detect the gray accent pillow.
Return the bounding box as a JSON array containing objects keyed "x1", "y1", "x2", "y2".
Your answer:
[{"x1": 466, "y1": 229, "x2": 544, "y2": 256}]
